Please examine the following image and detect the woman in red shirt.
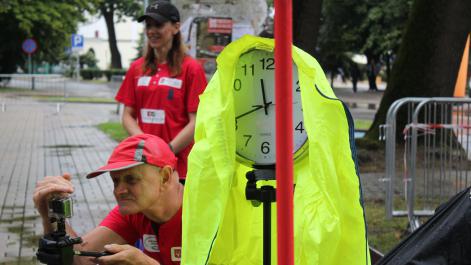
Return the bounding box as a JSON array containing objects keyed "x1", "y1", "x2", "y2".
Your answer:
[{"x1": 116, "y1": 1, "x2": 207, "y2": 182}]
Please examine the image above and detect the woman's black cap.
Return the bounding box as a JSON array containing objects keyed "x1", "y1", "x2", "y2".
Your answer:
[{"x1": 137, "y1": 1, "x2": 180, "y2": 23}]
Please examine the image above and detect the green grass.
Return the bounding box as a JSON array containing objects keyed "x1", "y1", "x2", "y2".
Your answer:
[
  {"x1": 364, "y1": 199, "x2": 410, "y2": 254},
  {"x1": 82, "y1": 79, "x2": 108, "y2": 84},
  {"x1": 35, "y1": 96, "x2": 116, "y2": 104},
  {"x1": 355, "y1": 119, "x2": 372, "y2": 131},
  {"x1": 97, "y1": 121, "x2": 128, "y2": 142},
  {"x1": 0, "y1": 87, "x2": 35, "y2": 93}
]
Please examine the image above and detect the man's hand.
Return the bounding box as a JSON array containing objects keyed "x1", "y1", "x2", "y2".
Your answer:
[
  {"x1": 96, "y1": 244, "x2": 161, "y2": 265},
  {"x1": 33, "y1": 173, "x2": 74, "y2": 218}
]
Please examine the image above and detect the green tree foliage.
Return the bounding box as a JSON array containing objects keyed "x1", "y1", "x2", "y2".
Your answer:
[
  {"x1": 80, "y1": 48, "x2": 99, "y2": 69},
  {"x1": 317, "y1": 0, "x2": 363, "y2": 84},
  {"x1": 95, "y1": 0, "x2": 142, "y2": 69},
  {"x1": 360, "y1": 0, "x2": 413, "y2": 59},
  {"x1": 0, "y1": 0, "x2": 95, "y2": 73},
  {"x1": 317, "y1": 0, "x2": 412, "y2": 85},
  {"x1": 366, "y1": 0, "x2": 471, "y2": 139},
  {"x1": 360, "y1": 0, "x2": 413, "y2": 82}
]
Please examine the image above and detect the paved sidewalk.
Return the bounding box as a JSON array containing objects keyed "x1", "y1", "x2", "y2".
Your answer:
[
  {"x1": 0, "y1": 101, "x2": 119, "y2": 264},
  {"x1": 333, "y1": 80, "x2": 385, "y2": 121}
]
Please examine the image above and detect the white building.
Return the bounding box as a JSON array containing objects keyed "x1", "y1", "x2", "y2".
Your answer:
[{"x1": 78, "y1": 15, "x2": 142, "y2": 70}]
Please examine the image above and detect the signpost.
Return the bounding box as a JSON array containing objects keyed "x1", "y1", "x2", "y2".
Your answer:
[
  {"x1": 71, "y1": 34, "x2": 84, "y2": 51},
  {"x1": 22, "y1": 38, "x2": 38, "y2": 90},
  {"x1": 22, "y1": 38, "x2": 37, "y2": 74},
  {"x1": 71, "y1": 34, "x2": 84, "y2": 79}
]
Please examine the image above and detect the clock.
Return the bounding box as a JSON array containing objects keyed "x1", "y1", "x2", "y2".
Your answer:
[{"x1": 233, "y1": 48, "x2": 308, "y2": 167}]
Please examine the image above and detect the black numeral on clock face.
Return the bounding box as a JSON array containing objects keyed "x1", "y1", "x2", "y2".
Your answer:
[
  {"x1": 243, "y1": 135, "x2": 252, "y2": 146},
  {"x1": 295, "y1": 121, "x2": 304, "y2": 133},
  {"x1": 260, "y1": 58, "x2": 275, "y2": 70},
  {"x1": 234, "y1": 78, "x2": 242, "y2": 91},
  {"x1": 261, "y1": 141, "x2": 270, "y2": 154},
  {"x1": 296, "y1": 80, "x2": 300, "y2": 92},
  {"x1": 242, "y1": 64, "x2": 255, "y2": 76}
]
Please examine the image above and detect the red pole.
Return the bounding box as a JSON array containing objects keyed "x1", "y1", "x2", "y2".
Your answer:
[{"x1": 274, "y1": 0, "x2": 293, "y2": 264}]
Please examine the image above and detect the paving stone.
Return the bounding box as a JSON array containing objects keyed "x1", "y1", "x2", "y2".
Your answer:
[{"x1": 0, "y1": 102, "x2": 117, "y2": 263}]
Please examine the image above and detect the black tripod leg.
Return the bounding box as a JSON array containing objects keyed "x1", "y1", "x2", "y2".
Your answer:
[{"x1": 263, "y1": 200, "x2": 271, "y2": 265}]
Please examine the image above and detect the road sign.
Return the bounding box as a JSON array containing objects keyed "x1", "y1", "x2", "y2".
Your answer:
[
  {"x1": 22, "y1": 38, "x2": 37, "y2": 54},
  {"x1": 71, "y1": 34, "x2": 84, "y2": 51}
]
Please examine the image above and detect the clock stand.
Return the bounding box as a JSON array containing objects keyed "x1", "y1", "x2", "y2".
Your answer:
[{"x1": 245, "y1": 168, "x2": 276, "y2": 265}]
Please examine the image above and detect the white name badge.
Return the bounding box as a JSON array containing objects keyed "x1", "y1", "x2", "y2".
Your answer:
[
  {"x1": 141, "y1": 109, "x2": 165, "y2": 124},
  {"x1": 137, "y1": 76, "x2": 151, "y2": 86},
  {"x1": 143, "y1": 234, "x2": 160, "y2": 252},
  {"x1": 158, "y1": 77, "x2": 182, "y2": 89}
]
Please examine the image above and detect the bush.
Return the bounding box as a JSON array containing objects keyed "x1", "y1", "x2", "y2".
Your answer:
[
  {"x1": 64, "y1": 68, "x2": 74, "y2": 78},
  {"x1": 104, "y1": 69, "x2": 127, "y2": 81},
  {"x1": 80, "y1": 68, "x2": 103, "y2": 80}
]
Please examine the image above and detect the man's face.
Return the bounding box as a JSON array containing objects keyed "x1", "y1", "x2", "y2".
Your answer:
[{"x1": 110, "y1": 164, "x2": 162, "y2": 215}]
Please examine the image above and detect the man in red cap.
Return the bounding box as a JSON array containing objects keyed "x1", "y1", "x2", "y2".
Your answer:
[{"x1": 33, "y1": 134, "x2": 183, "y2": 264}]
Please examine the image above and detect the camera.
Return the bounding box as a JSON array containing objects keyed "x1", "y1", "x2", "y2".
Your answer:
[
  {"x1": 37, "y1": 196, "x2": 112, "y2": 264},
  {"x1": 37, "y1": 196, "x2": 82, "y2": 265},
  {"x1": 48, "y1": 196, "x2": 73, "y2": 220}
]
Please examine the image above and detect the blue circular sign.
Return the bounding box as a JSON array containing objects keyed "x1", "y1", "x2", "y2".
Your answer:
[{"x1": 22, "y1": 38, "x2": 37, "y2": 54}]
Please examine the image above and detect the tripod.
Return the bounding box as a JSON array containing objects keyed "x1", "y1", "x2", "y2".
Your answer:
[
  {"x1": 37, "y1": 217, "x2": 83, "y2": 265},
  {"x1": 245, "y1": 168, "x2": 276, "y2": 265},
  {"x1": 37, "y1": 197, "x2": 112, "y2": 264}
]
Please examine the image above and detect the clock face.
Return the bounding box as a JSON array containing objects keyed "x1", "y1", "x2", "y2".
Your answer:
[{"x1": 233, "y1": 49, "x2": 308, "y2": 166}]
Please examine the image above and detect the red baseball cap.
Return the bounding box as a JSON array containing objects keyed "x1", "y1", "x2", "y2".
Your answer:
[{"x1": 86, "y1": 134, "x2": 177, "y2": 179}]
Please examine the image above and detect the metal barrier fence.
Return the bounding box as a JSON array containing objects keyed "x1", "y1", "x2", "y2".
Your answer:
[
  {"x1": 107, "y1": 75, "x2": 124, "y2": 90},
  {"x1": 0, "y1": 74, "x2": 67, "y2": 112},
  {"x1": 380, "y1": 97, "x2": 471, "y2": 231},
  {"x1": 0, "y1": 74, "x2": 66, "y2": 92},
  {"x1": 108, "y1": 75, "x2": 124, "y2": 114}
]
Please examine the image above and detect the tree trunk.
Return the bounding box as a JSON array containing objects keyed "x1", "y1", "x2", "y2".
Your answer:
[
  {"x1": 365, "y1": 0, "x2": 471, "y2": 140},
  {"x1": 385, "y1": 53, "x2": 391, "y2": 83},
  {"x1": 102, "y1": 5, "x2": 122, "y2": 69},
  {"x1": 293, "y1": 0, "x2": 323, "y2": 57}
]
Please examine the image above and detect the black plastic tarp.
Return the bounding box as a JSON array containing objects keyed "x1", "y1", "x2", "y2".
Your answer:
[{"x1": 376, "y1": 187, "x2": 471, "y2": 265}]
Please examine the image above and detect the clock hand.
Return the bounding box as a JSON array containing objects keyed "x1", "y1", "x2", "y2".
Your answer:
[
  {"x1": 236, "y1": 105, "x2": 264, "y2": 120},
  {"x1": 260, "y1": 79, "x2": 270, "y2": 115}
]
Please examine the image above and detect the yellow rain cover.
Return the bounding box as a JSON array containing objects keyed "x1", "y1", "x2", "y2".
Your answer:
[{"x1": 183, "y1": 35, "x2": 370, "y2": 265}]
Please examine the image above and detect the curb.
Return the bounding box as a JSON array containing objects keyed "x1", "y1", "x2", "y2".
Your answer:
[{"x1": 344, "y1": 102, "x2": 378, "y2": 110}]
